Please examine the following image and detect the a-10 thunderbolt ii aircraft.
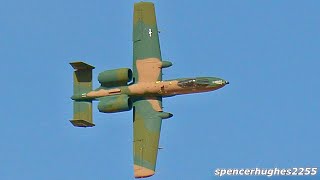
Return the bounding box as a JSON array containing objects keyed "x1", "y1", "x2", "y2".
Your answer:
[{"x1": 69, "y1": 1, "x2": 229, "y2": 178}]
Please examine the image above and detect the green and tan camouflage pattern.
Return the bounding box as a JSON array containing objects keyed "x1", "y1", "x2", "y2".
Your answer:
[
  {"x1": 69, "y1": 2, "x2": 229, "y2": 178},
  {"x1": 77, "y1": 78, "x2": 228, "y2": 99},
  {"x1": 132, "y1": 3, "x2": 163, "y2": 177},
  {"x1": 133, "y1": 2, "x2": 162, "y2": 84}
]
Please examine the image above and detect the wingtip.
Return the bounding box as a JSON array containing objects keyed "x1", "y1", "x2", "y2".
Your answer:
[{"x1": 134, "y1": 165, "x2": 155, "y2": 178}]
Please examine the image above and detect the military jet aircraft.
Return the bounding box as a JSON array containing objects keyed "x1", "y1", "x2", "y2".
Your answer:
[{"x1": 69, "y1": 2, "x2": 228, "y2": 178}]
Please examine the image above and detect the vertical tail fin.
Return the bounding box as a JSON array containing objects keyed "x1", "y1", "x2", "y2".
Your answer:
[{"x1": 70, "y1": 62, "x2": 95, "y2": 127}]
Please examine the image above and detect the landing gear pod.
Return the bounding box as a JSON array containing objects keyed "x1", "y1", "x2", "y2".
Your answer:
[
  {"x1": 158, "y1": 112, "x2": 173, "y2": 119},
  {"x1": 161, "y1": 61, "x2": 172, "y2": 68}
]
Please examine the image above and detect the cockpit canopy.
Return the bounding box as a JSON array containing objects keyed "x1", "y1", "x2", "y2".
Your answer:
[{"x1": 177, "y1": 78, "x2": 210, "y2": 88}]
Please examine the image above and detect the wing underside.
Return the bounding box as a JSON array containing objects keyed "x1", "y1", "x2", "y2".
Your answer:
[
  {"x1": 133, "y1": 97, "x2": 163, "y2": 178},
  {"x1": 133, "y1": 2, "x2": 164, "y2": 178},
  {"x1": 133, "y1": 2, "x2": 162, "y2": 83}
]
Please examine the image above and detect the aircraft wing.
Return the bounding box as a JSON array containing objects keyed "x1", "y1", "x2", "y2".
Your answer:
[
  {"x1": 133, "y1": 97, "x2": 163, "y2": 178},
  {"x1": 133, "y1": 2, "x2": 162, "y2": 83},
  {"x1": 132, "y1": 3, "x2": 165, "y2": 178}
]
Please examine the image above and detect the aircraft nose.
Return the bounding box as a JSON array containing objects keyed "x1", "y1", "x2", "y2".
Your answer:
[{"x1": 225, "y1": 80, "x2": 229, "y2": 85}]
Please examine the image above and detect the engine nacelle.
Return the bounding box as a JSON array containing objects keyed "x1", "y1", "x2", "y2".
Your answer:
[
  {"x1": 98, "y1": 95, "x2": 132, "y2": 113},
  {"x1": 98, "y1": 68, "x2": 132, "y2": 87}
]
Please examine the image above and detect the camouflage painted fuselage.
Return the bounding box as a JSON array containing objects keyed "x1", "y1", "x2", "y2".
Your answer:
[
  {"x1": 70, "y1": 2, "x2": 228, "y2": 179},
  {"x1": 74, "y1": 77, "x2": 228, "y2": 100}
]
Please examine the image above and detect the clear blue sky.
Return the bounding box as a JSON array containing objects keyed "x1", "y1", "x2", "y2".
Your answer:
[{"x1": 0, "y1": 0, "x2": 319, "y2": 179}]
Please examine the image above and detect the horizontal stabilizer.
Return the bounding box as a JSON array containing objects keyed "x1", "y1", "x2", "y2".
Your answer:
[
  {"x1": 70, "y1": 61, "x2": 95, "y2": 127},
  {"x1": 70, "y1": 101, "x2": 95, "y2": 127},
  {"x1": 70, "y1": 61, "x2": 94, "y2": 96}
]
